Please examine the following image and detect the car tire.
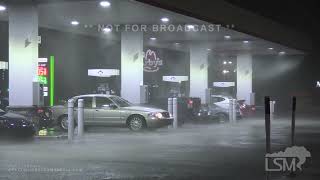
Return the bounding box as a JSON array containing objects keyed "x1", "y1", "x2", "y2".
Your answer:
[
  {"x1": 59, "y1": 115, "x2": 69, "y2": 131},
  {"x1": 59, "y1": 115, "x2": 79, "y2": 132},
  {"x1": 127, "y1": 115, "x2": 146, "y2": 131},
  {"x1": 217, "y1": 113, "x2": 228, "y2": 122}
]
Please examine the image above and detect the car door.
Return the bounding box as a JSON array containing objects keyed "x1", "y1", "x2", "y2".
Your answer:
[
  {"x1": 93, "y1": 97, "x2": 121, "y2": 125},
  {"x1": 74, "y1": 97, "x2": 94, "y2": 125}
]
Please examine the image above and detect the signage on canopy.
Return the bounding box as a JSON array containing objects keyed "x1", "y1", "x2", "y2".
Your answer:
[
  {"x1": 143, "y1": 49, "x2": 163, "y2": 72},
  {"x1": 213, "y1": 82, "x2": 235, "y2": 87}
]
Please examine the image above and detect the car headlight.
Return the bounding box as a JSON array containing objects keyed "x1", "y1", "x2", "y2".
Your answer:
[{"x1": 148, "y1": 112, "x2": 163, "y2": 119}]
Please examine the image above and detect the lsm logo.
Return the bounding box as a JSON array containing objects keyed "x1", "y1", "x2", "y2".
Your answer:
[{"x1": 265, "y1": 146, "x2": 311, "y2": 172}]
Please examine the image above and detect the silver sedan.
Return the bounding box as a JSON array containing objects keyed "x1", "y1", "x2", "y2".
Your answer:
[{"x1": 52, "y1": 94, "x2": 173, "y2": 131}]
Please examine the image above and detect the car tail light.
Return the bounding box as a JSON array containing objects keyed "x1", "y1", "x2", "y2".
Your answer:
[
  {"x1": 37, "y1": 109, "x2": 44, "y2": 114},
  {"x1": 187, "y1": 99, "x2": 193, "y2": 109}
]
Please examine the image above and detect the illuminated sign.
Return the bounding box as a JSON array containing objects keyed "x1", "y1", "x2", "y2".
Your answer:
[
  {"x1": 38, "y1": 64, "x2": 48, "y2": 85},
  {"x1": 38, "y1": 66, "x2": 48, "y2": 76},
  {"x1": 88, "y1": 69, "x2": 120, "y2": 77},
  {"x1": 0, "y1": 61, "x2": 8, "y2": 70},
  {"x1": 36, "y1": 57, "x2": 55, "y2": 106},
  {"x1": 163, "y1": 76, "x2": 188, "y2": 83},
  {"x1": 317, "y1": 81, "x2": 320, "y2": 88},
  {"x1": 213, "y1": 82, "x2": 235, "y2": 87},
  {"x1": 38, "y1": 58, "x2": 49, "y2": 96},
  {"x1": 143, "y1": 49, "x2": 163, "y2": 72}
]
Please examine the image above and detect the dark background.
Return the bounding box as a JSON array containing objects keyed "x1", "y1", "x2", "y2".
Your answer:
[{"x1": 224, "y1": 0, "x2": 320, "y2": 107}]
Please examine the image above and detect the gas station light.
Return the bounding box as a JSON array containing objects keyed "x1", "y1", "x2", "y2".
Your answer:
[
  {"x1": 100, "y1": 1, "x2": 111, "y2": 7},
  {"x1": 0, "y1": 5, "x2": 6, "y2": 11},
  {"x1": 161, "y1": 17, "x2": 169, "y2": 23},
  {"x1": 279, "y1": 51, "x2": 286, "y2": 55},
  {"x1": 222, "y1": 70, "x2": 229, "y2": 74},
  {"x1": 71, "y1": 21, "x2": 79, "y2": 26},
  {"x1": 186, "y1": 24, "x2": 195, "y2": 29},
  {"x1": 103, "y1": 27, "x2": 112, "y2": 33}
]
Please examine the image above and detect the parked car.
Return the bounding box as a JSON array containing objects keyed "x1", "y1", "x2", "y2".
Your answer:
[
  {"x1": 6, "y1": 106, "x2": 53, "y2": 130},
  {"x1": 0, "y1": 109, "x2": 36, "y2": 137},
  {"x1": 51, "y1": 94, "x2": 173, "y2": 131},
  {"x1": 0, "y1": 97, "x2": 9, "y2": 110},
  {"x1": 210, "y1": 95, "x2": 233, "y2": 109},
  {"x1": 186, "y1": 97, "x2": 201, "y2": 118},
  {"x1": 196, "y1": 95, "x2": 242, "y2": 121},
  {"x1": 197, "y1": 104, "x2": 241, "y2": 121},
  {"x1": 148, "y1": 97, "x2": 201, "y2": 124},
  {"x1": 237, "y1": 100, "x2": 256, "y2": 117}
]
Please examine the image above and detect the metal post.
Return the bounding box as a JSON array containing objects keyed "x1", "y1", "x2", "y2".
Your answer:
[
  {"x1": 291, "y1": 97, "x2": 296, "y2": 146},
  {"x1": 269, "y1": 100, "x2": 273, "y2": 122},
  {"x1": 67, "y1": 99, "x2": 74, "y2": 143},
  {"x1": 229, "y1": 99, "x2": 233, "y2": 122},
  {"x1": 265, "y1": 96, "x2": 271, "y2": 153},
  {"x1": 232, "y1": 99, "x2": 237, "y2": 122},
  {"x1": 265, "y1": 96, "x2": 271, "y2": 180},
  {"x1": 168, "y1": 98, "x2": 173, "y2": 117},
  {"x1": 173, "y1": 98, "x2": 178, "y2": 129},
  {"x1": 77, "y1": 99, "x2": 84, "y2": 138}
]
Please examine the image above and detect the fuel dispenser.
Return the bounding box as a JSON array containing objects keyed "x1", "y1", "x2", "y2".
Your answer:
[
  {"x1": 140, "y1": 85, "x2": 149, "y2": 104},
  {"x1": 32, "y1": 81, "x2": 44, "y2": 106}
]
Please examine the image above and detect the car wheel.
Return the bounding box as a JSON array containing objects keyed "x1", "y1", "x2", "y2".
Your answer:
[
  {"x1": 217, "y1": 113, "x2": 228, "y2": 122},
  {"x1": 128, "y1": 115, "x2": 146, "y2": 131},
  {"x1": 59, "y1": 115, "x2": 69, "y2": 131}
]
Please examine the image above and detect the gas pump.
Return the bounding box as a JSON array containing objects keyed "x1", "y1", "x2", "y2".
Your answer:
[
  {"x1": 32, "y1": 82, "x2": 44, "y2": 106},
  {"x1": 88, "y1": 69, "x2": 120, "y2": 95},
  {"x1": 212, "y1": 81, "x2": 236, "y2": 98},
  {"x1": 140, "y1": 85, "x2": 149, "y2": 104},
  {"x1": 163, "y1": 76, "x2": 189, "y2": 98}
]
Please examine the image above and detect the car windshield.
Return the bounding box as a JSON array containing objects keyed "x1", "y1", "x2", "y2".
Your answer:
[{"x1": 109, "y1": 96, "x2": 132, "y2": 107}]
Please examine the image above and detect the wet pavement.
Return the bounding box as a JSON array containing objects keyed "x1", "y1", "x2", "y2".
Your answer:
[{"x1": 0, "y1": 115, "x2": 319, "y2": 180}]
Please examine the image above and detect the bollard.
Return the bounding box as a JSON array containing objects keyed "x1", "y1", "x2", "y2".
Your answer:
[
  {"x1": 265, "y1": 96, "x2": 271, "y2": 180},
  {"x1": 291, "y1": 97, "x2": 296, "y2": 146},
  {"x1": 270, "y1": 100, "x2": 273, "y2": 122},
  {"x1": 269, "y1": 101, "x2": 276, "y2": 121},
  {"x1": 265, "y1": 96, "x2": 271, "y2": 153},
  {"x1": 232, "y1": 99, "x2": 237, "y2": 122},
  {"x1": 67, "y1": 99, "x2": 75, "y2": 143},
  {"x1": 168, "y1": 98, "x2": 173, "y2": 128},
  {"x1": 168, "y1": 98, "x2": 173, "y2": 117},
  {"x1": 77, "y1": 99, "x2": 84, "y2": 138},
  {"x1": 173, "y1": 98, "x2": 178, "y2": 129},
  {"x1": 229, "y1": 99, "x2": 233, "y2": 122}
]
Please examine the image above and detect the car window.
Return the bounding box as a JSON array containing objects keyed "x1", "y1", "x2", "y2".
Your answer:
[
  {"x1": 96, "y1": 97, "x2": 114, "y2": 108},
  {"x1": 109, "y1": 96, "x2": 131, "y2": 107},
  {"x1": 211, "y1": 97, "x2": 225, "y2": 103},
  {"x1": 74, "y1": 97, "x2": 93, "y2": 108}
]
